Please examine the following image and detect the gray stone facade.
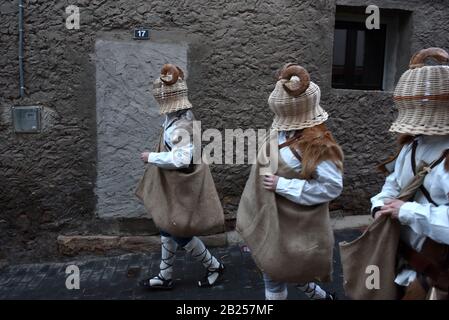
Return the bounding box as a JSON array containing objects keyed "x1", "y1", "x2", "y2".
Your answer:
[
  {"x1": 1, "y1": 0, "x2": 449, "y2": 262},
  {"x1": 95, "y1": 37, "x2": 187, "y2": 218}
]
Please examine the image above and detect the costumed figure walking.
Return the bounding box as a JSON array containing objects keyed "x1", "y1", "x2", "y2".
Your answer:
[
  {"x1": 371, "y1": 48, "x2": 449, "y2": 300},
  {"x1": 136, "y1": 64, "x2": 225, "y2": 290},
  {"x1": 237, "y1": 63, "x2": 344, "y2": 300},
  {"x1": 340, "y1": 48, "x2": 449, "y2": 300}
]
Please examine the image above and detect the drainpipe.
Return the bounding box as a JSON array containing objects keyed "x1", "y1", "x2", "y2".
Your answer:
[{"x1": 18, "y1": 0, "x2": 25, "y2": 98}]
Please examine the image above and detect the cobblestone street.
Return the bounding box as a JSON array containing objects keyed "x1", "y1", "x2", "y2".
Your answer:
[{"x1": 0, "y1": 230, "x2": 359, "y2": 300}]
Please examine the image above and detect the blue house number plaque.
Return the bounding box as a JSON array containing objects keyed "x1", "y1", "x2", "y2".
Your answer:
[{"x1": 133, "y1": 28, "x2": 150, "y2": 40}]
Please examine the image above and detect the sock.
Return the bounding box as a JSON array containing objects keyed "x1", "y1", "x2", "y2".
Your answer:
[
  {"x1": 183, "y1": 236, "x2": 221, "y2": 271},
  {"x1": 297, "y1": 282, "x2": 327, "y2": 300},
  {"x1": 265, "y1": 289, "x2": 288, "y2": 300},
  {"x1": 150, "y1": 236, "x2": 177, "y2": 286}
]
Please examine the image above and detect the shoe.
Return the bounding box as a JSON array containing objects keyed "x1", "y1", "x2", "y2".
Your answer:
[
  {"x1": 198, "y1": 263, "x2": 225, "y2": 288},
  {"x1": 325, "y1": 291, "x2": 337, "y2": 300},
  {"x1": 139, "y1": 275, "x2": 174, "y2": 290}
]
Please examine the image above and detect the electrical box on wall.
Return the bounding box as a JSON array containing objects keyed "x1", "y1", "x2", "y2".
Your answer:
[{"x1": 12, "y1": 106, "x2": 42, "y2": 133}]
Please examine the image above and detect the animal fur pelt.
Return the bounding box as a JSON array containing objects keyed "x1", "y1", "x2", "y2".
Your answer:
[
  {"x1": 291, "y1": 123, "x2": 344, "y2": 180},
  {"x1": 446, "y1": 154, "x2": 449, "y2": 172},
  {"x1": 378, "y1": 134, "x2": 449, "y2": 174}
]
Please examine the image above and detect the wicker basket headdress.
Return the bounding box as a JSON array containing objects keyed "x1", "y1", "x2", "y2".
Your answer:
[
  {"x1": 391, "y1": 48, "x2": 449, "y2": 135},
  {"x1": 153, "y1": 64, "x2": 193, "y2": 115},
  {"x1": 268, "y1": 64, "x2": 328, "y2": 131}
]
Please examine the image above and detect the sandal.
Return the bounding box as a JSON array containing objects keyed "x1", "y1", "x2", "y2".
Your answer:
[
  {"x1": 198, "y1": 263, "x2": 225, "y2": 288},
  {"x1": 139, "y1": 274, "x2": 174, "y2": 290}
]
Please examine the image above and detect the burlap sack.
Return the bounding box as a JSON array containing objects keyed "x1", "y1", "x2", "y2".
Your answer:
[
  {"x1": 135, "y1": 119, "x2": 224, "y2": 238},
  {"x1": 339, "y1": 165, "x2": 432, "y2": 300},
  {"x1": 236, "y1": 131, "x2": 334, "y2": 283}
]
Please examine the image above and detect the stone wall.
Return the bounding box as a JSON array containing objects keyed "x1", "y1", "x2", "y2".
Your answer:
[{"x1": 1, "y1": 0, "x2": 449, "y2": 262}]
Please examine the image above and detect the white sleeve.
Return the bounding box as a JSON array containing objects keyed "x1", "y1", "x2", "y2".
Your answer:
[
  {"x1": 370, "y1": 146, "x2": 408, "y2": 211},
  {"x1": 275, "y1": 160, "x2": 343, "y2": 206},
  {"x1": 398, "y1": 168, "x2": 449, "y2": 245},
  {"x1": 370, "y1": 172, "x2": 402, "y2": 211},
  {"x1": 398, "y1": 202, "x2": 449, "y2": 245},
  {"x1": 148, "y1": 143, "x2": 193, "y2": 170}
]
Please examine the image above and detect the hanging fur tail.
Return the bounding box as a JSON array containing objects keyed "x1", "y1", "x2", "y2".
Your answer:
[{"x1": 291, "y1": 123, "x2": 344, "y2": 180}]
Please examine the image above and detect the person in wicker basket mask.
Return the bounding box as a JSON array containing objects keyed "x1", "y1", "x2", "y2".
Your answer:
[
  {"x1": 371, "y1": 48, "x2": 449, "y2": 300},
  {"x1": 135, "y1": 64, "x2": 225, "y2": 290},
  {"x1": 237, "y1": 64, "x2": 344, "y2": 300}
]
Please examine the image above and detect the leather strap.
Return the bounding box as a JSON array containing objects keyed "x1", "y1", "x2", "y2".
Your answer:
[
  {"x1": 162, "y1": 120, "x2": 195, "y2": 174},
  {"x1": 278, "y1": 131, "x2": 303, "y2": 149},
  {"x1": 278, "y1": 131, "x2": 303, "y2": 162},
  {"x1": 163, "y1": 117, "x2": 179, "y2": 151},
  {"x1": 410, "y1": 140, "x2": 449, "y2": 206},
  {"x1": 289, "y1": 146, "x2": 302, "y2": 162}
]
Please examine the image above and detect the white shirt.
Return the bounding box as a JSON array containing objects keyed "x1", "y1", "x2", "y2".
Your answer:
[
  {"x1": 370, "y1": 135, "x2": 449, "y2": 285},
  {"x1": 275, "y1": 131, "x2": 343, "y2": 206},
  {"x1": 147, "y1": 110, "x2": 194, "y2": 169}
]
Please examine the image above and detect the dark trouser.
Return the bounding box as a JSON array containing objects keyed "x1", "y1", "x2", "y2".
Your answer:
[{"x1": 160, "y1": 230, "x2": 192, "y2": 247}]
